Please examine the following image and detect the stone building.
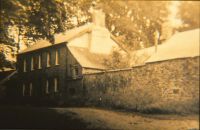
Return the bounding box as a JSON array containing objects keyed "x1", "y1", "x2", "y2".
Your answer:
[
  {"x1": 3, "y1": 7, "x2": 199, "y2": 107},
  {"x1": 15, "y1": 9, "x2": 123, "y2": 104}
]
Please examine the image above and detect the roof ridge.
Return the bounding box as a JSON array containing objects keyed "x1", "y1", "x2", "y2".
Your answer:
[{"x1": 19, "y1": 23, "x2": 94, "y2": 54}]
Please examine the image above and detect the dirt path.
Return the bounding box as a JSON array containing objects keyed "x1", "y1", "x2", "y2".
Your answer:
[
  {"x1": 53, "y1": 107, "x2": 199, "y2": 130},
  {"x1": 0, "y1": 106, "x2": 198, "y2": 129}
]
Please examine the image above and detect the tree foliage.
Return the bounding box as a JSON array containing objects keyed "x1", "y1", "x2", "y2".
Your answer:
[
  {"x1": 49, "y1": 0, "x2": 170, "y2": 51},
  {"x1": 177, "y1": 1, "x2": 200, "y2": 31},
  {"x1": 1, "y1": 0, "x2": 199, "y2": 69},
  {"x1": 100, "y1": 1, "x2": 170, "y2": 51},
  {"x1": 0, "y1": 0, "x2": 67, "y2": 69},
  {"x1": 25, "y1": 0, "x2": 67, "y2": 42},
  {"x1": 1, "y1": 0, "x2": 67, "y2": 45},
  {"x1": 0, "y1": 0, "x2": 27, "y2": 45},
  {"x1": 103, "y1": 49, "x2": 131, "y2": 69}
]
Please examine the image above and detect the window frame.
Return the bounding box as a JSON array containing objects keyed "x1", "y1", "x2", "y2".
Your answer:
[
  {"x1": 47, "y1": 52, "x2": 51, "y2": 67},
  {"x1": 38, "y1": 54, "x2": 42, "y2": 69},
  {"x1": 31, "y1": 57, "x2": 34, "y2": 71},
  {"x1": 23, "y1": 59, "x2": 27, "y2": 72},
  {"x1": 71, "y1": 65, "x2": 79, "y2": 79},
  {"x1": 22, "y1": 84, "x2": 25, "y2": 96},
  {"x1": 54, "y1": 78, "x2": 58, "y2": 93},
  {"x1": 55, "y1": 49, "x2": 59, "y2": 65},
  {"x1": 75, "y1": 66, "x2": 79, "y2": 76},
  {"x1": 29, "y1": 82, "x2": 32, "y2": 96},
  {"x1": 45, "y1": 80, "x2": 49, "y2": 94}
]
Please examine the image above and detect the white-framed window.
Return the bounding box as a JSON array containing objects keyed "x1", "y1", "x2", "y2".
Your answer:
[
  {"x1": 47, "y1": 52, "x2": 51, "y2": 67},
  {"x1": 38, "y1": 55, "x2": 42, "y2": 69},
  {"x1": 46, "y1": 80, "x2": 49, "y2": 94},
  {"x1": 31, "y1": 57, "x2": 34, "y2": 71},
  {"x1": 71, "y1": 65, "x2": 79, "y2": 79},
  {"x1": 23, "y1": 59, "x2": 27, "y2": 72},
  {"x1": 29, "y1": 83, "x2": 32, "y2": 96},
  {"x1": 75, "y1": 66, "x2": 78, "y2": 76},
  {"x1": 55, "y1": 50, "x2": 59, "y2": 65},
  {"x1": 22, "y1": 84, "x2": 25, "y2": 96},
  {"x1": 54, "y1": 78, "x2": 58, "y2": 92}
]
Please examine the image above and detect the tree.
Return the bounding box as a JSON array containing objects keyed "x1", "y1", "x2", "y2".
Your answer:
[
  {"x1": 1, "y1": 0, "x2": 171, "y2": 50},
  {"x1": 103, "y1": 48, "x2": 131, "y2": 69},
  {"x1": 1, "y1": 0, "x2": 198, "y2": 69},
  {"x1": 25, "y1": 0, "x2": 67, "y2": 43},
  {"x1": 0, "y1": 0, "x2": 27, "y2": 46},
  {"x1": 1, "y1": 0, "x2": 67, "y2": 46},
  {"x1": 62, "y1": 0, "x2": 170, "y2": 51},
  {"x1": 63, "y1": 0, "x2": 93, "y2": 28},
  {"x1": 103, "y1": 1, "x2": 170, "y2": 51},
  {"x1": 177, "y1": 1, "x2": 200, "y2": 31},
  {"x1": 0, "y1": 0, "x2": 67, "y2": 69}
]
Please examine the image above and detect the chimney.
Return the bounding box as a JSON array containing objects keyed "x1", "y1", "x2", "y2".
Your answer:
[
  {"x1": 89, "y1": 4, "x2": 111, "y2": 54},
  {"x1": 92, "y1": 5, "x2": 105, "y2": 27}
]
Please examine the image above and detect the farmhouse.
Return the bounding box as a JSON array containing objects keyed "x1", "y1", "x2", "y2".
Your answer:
[
  {"x1": 15, "y1": 9, "x2": 124, "y2": 103},
  {"x1": 2, "y1": 6, "x2": 199, "y2": 107}
]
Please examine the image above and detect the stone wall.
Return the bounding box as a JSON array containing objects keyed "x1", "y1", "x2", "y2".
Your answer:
[{"x1": 80, "y1": 57, "x2": 199, "y2": 113}]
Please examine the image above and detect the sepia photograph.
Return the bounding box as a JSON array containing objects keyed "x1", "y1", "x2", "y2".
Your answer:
[{"x1": 0, "y1": 0, "x2": 199, "y2": 129}]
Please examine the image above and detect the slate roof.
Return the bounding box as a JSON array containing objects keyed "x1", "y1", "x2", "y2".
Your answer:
[
  {"x1": 131, "y1": 29, "x2": 200, "y2": 66},
  {"x1": 19, "y1": 40, "x2": 52, "y2": 54},
  {"x1": 54, "y1": 24, "x2": 93, "y2": 44},
  {"x1": 146, "y1": 29, "x2": 200, "y2": 63},
  {"x1": 19, "y1": 23, "x2": 93, "y2": 54},
  {"x1": 18, "y1": 23, "x2": 122, "y2": 69},
  {"x1": 68, "y1": 46, "x2": 107, "y2": 69}
]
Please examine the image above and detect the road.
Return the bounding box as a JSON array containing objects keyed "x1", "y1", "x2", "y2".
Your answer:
[{"x1": 0, "y1": 106, "x2": 199, "y2": 130}]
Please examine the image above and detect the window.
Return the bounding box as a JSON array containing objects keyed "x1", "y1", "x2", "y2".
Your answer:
[
  {"x1": 29, "y1": 83, "x2": 32, "y2": 96},
  {"x1": 55, "y1": 50, "x2": 59, "y2": 65},
  {"x1": 31, "y1": 57, "x2": 34, "y2": 70},
  {"x1": 23, "y1": 59, "x2": 26, "y2": 72},
  {"x1": 47, "y1": 52, "x2": 51, "y2": 67},
  {"x1": 54, "y1": 78, "x2": 58, "y2": 92},
  {"x1": 38, "y1": 55, "x2": 42, "y2": 69},
  {"x1": 75, "y1": 67, "x2": 78, "y2": 76},
  {"x1": 22, "y1": 84, "x2": 25, "y2": 96},
  {"x1": 71, "y1": 65, "x2": 79, "y2": 79},
  {"x1": 46, "y1": 80, "x2": 49, "y2": 94}
]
